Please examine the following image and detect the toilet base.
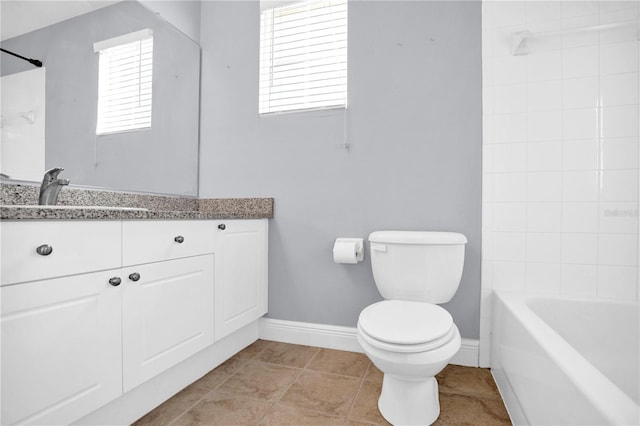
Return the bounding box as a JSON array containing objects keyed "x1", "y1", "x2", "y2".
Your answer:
[{"x1": 378, "y1": 374, "x2": 440, "y2": 426}]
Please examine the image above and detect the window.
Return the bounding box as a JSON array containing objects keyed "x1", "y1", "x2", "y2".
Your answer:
[
  {"x1": 94, "y1": 29, "x2": 153, "y2": 135},
  {"x1": 259, "y1": 0, "x2": 347, "y2": 114}
]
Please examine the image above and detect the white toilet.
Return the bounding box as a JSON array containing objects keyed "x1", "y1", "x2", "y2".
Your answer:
[{"x1": 357, "y1": 231, "x2": 467, "y2": 426}]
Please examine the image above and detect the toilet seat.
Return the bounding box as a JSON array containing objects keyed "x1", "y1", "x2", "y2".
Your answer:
[{"x1": 358, "y1": 300, "x2": 457, "y2": 353}]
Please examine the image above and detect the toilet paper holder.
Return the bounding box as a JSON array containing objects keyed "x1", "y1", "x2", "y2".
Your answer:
[{"x1": 333, "y1": 238, "x2": 365, "y2": 263}]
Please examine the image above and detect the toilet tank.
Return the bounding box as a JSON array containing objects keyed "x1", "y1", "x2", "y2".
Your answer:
[{"x1": 368, "y1": 231, "x2": 467, "y2": 304}]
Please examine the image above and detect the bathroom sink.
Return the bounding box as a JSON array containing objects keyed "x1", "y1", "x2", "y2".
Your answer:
[{"x1": 1, "y1": 205, "x2": 150, "y2": 212}]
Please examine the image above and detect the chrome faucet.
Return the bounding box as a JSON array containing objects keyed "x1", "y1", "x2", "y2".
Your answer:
[{"x1": 39, "y1": 167, "x2": 70, "y2": 205}]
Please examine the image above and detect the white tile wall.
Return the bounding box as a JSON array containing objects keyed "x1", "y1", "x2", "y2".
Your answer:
[{"x1": 480, "y1": 0, "x2": 639, "y2": 366}]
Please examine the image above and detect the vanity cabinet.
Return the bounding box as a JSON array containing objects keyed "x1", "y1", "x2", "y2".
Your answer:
[
  {"x1": 0, "y1": 218, "x2": 267, "y2": 426},
  {"x1": 214, "y1": 219, "x2": 268, "y2": 340}
]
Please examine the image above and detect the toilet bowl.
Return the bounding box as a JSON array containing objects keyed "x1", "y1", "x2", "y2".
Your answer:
[
  {"x1": 358, "y1": 231, "x2": 467, "y2": 425},
  {"x1": 357, "y1": 300, "x2": 461, "y2": 425}
]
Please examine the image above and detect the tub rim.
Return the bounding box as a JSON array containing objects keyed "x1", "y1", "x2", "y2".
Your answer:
[{"x1": 493, "y1": 291, "x2": 639, "y2": 425}]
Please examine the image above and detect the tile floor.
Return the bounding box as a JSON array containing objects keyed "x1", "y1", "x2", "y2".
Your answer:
[{"x1": 134, "y1": 340, "x2": 511, "y2": 426}]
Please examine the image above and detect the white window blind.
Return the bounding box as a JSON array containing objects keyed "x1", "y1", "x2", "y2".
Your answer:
[
  {"x1": 94, "y1": 29, "x2": 153, "y2": 135},
  {"x1": 259, "y1": 0, "x2": 347, "y2": 114}
]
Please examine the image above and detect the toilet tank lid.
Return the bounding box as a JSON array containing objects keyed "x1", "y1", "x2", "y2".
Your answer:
[{"x1": 369, "y1": 231, "x2": 467, "y2": 245}]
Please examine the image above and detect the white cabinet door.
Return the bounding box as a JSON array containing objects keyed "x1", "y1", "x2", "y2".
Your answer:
[
  {"x1": 1, "y1": 270, "x2": 123, "y2": 426},
  {"x1": 122, "y1": 254, "x2": 214, "y2": 392},
  {"x1": 214, "y1": 219, "x2": 268, "y2": 340}
]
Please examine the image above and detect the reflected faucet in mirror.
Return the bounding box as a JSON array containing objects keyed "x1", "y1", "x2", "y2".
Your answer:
[{"x1": 39, "y1": 167, "x2": 69, "y2": 205}]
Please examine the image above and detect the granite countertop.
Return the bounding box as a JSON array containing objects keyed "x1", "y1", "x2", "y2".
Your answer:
[{"x1": 0, "y1": 183, "x2": 273, "y2": 220}]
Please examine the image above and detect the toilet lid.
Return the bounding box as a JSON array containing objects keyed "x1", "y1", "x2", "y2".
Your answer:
[{"x1": 358, "y1": 300, "x2": 454, "y2": 345}]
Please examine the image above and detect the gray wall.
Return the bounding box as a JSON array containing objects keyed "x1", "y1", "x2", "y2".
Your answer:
[
  {"x1": 199, "y1": 1, "x2": 482, "y2": 338},
  {"x1": 1, "y1": 1, "x2": 200, "y2": 196}
]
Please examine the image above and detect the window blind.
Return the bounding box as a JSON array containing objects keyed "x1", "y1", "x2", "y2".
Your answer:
[
  {"x1": 94, "y1": 29, "x2": 153, "y2": 135},
  {"x1": 259, "y1": 0, "x2": 347, "y2": 114}
]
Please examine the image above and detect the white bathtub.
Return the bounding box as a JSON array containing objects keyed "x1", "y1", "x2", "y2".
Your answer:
[{"x1": 491, "y1": 291, "x2": 639, "y2": 425}]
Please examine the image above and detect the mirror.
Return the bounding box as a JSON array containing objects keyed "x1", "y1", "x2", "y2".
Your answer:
[{"x1": 0, "y1": 1, "x2": 200, "y2": 196}]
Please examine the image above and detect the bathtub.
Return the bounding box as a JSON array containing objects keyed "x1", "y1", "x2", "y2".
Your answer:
[{"x1": 491, "y1": 291, "x2": 639, "y2": 425}]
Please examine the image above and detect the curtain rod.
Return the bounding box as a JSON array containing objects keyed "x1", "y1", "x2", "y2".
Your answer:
[{"x1": 0, "y1": 48, "x2": 42, "y2": 67}]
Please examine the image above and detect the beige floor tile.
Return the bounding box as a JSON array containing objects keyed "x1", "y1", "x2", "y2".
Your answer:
[
  {"x1": 192, "y1": 356, "x2": 246, "y2": 390},
  {"x1": 348, "y1": 380, "x2": 391, "y2": 425},
  {"x1": 172, "y1": 391, "x2": 272, "y2": 426},
  {"x1": 258, "y1": 403, "x2": 345, "y2": 425},
  {"x1": 133, "y1": 385, "x2": 210, "y2": 426},
  {"x1": 363, "y1": 363, "x2": 383, "y2": 385},
  {"x1": 280, "y1": 370, "x2": 361, "y2": 417},
  {"x1": 344, "y1": 420, "x2": 381, "y2": 426},
  {"x1": 306, "y1": 349, "x2": 370, "y2": 378},
  {"x1": 236, "y1": 339, "x2": 273, "y2": 359},
  {"x1": 255, "y1": 341, "x2": 320, "y2": 368},
  {"x1": 434, "y1": 392, "x2": 511, "y2": 426},
  {"x1": 437, "y1": 365, "x2": 502, "y2": 401},
  {"x1": 217, "y1": 360, "x2": 300, "y2": 402}
]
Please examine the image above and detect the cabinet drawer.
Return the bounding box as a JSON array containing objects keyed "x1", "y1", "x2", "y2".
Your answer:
[
  {"x1": 122, "y1": 220, "x2": 215, "y2": 265},
  {"x1": 0, "y1": 221, "x2": 121, "y2": 286}
]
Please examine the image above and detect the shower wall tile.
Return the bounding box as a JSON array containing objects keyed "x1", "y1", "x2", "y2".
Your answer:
[
  {"x1": 526, "y1": 233, "x2": 562, "y2": 263},
  {"x1": 562, "y1": 108, "x2": 598, "y2": 140},
  {"x1": 562, "y1": 77, "x2": 598, "y2": 109},
  {"x1": 598, "y1": 202, "x2": 639, "y2": 234},
  {"x1": 526, "y1": 202, "x2": 562, "y2": 233},
  {"x1": 481, "y1": 0, "x2": 639, "y2": 366},
  {"x1": 561, "y1": 233, "x2": 599, "y2": 264},
  {"x1": 492, "y1": 261, "x2": 526, "y2": 291},
  {"x1": 525, "y1": 262, "x2": 561, "y2": 294},
  {"x1": 493, "y1": 85, "x2": 527, "y2": 114},
  {"x1": 601, "y1": 105, "x2": 639, "y2": 138},
  {"x1": 600, "y1": 41, "x2": 639, "y2": 75},
  {"x1": 597, "y1": 266, "x2": 638, "y2": 299},
  {"x1": 493, "y1": 232, "x2": 526, "y2": 262},
  {"x1": 561, "y1": 140, "x2": 598, "y2": 170},
  {"x1": 562, "y1": 202, "x2": 599, "y2": 233},
  {"x1": 600, "y1": 73, "x2": 638, "y2": 107},
  {"x1": 527, "y1": 171, "x2": 562, "y2": 202},
  {"x1": 527, "y1": 141, "x2": 562, "y2": 171},
  {"x1": 598, "y1": 234, "x2": 638, "y2": 266},
  {"x1": 561, "y1": 264, "x2": 598, "y2": 297},
  {"x1": 562, "y1": 45, "x2": 599, "y2": 78},
  {"x1": 562, "y1": 170, "x2": 599, "y2": 201},
  {"x1": 600, "y1": 170, "x2": 638, "y2": 202},
  {"x1": 493, "y1": 143, "x2": 527, "y2": 172},
  {"x1": 493, "y1": 203, "x2": 526, "y2": 232},
  {"x1": 527, "y1": 80, "x2": 562, "y2": 111},
  {"x1": 527, "y1": 110, "x2": 562, "y2": 141},
  {"x1": 601, "y1": 138, "x2": 638, "y2": 170},
  {"x1": 526, "y1": 50, "x2": 562, "y2": 81}
]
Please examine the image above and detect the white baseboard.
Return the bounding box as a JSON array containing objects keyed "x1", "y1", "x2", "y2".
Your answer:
[{"x1": 259, "y1": 318, "x2": 479, "y2": 367}]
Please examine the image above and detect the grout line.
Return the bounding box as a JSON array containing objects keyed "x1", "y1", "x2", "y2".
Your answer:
[
  {"x1": 344, "y1": 361, "x2": 372, "y2": 424},
  {"x1": 164, "y1": 387, "x2": 214, "y2": 426}
]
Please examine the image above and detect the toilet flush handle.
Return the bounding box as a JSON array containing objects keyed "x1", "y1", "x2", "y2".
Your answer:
[{"x1": 370, "y1": 243, "x2": 386, "y2": 252}]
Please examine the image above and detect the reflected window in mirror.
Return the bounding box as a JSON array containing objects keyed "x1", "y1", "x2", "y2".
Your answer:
[{"x1": 94, "y1": 29, "x2": 153, "y2": 135}]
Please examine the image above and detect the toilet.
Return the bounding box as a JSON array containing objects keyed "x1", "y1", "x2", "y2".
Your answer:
[{"x1": 357, "y1": 231, "x2": 467, "y2": 426}]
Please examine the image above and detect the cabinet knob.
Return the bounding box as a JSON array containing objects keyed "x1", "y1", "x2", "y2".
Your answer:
[
  {"x1": 174, "y1": 235, "x2": 185, "y2": 243},
  {"x1": 109, "y1": 277, "x2": 122, "y2": 286},
  {"x1": 35, "y1": 244, "x2": 53, "y2": 256},
  {"x1": 128, "y1": 272, "x2": 141, "y2": 282},
  {"x1": 218, "y1": 223, "x2": 226, "y2": 230}
]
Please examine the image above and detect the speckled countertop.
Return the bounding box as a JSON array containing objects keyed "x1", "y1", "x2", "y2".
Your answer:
[{"x1": 0, "y1": 183, "x2": 273, "y2": 220}]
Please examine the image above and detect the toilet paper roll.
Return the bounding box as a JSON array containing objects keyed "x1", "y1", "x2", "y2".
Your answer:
[{"x1": 333, "y1": 238, "x2": 364, "y2": 264}]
